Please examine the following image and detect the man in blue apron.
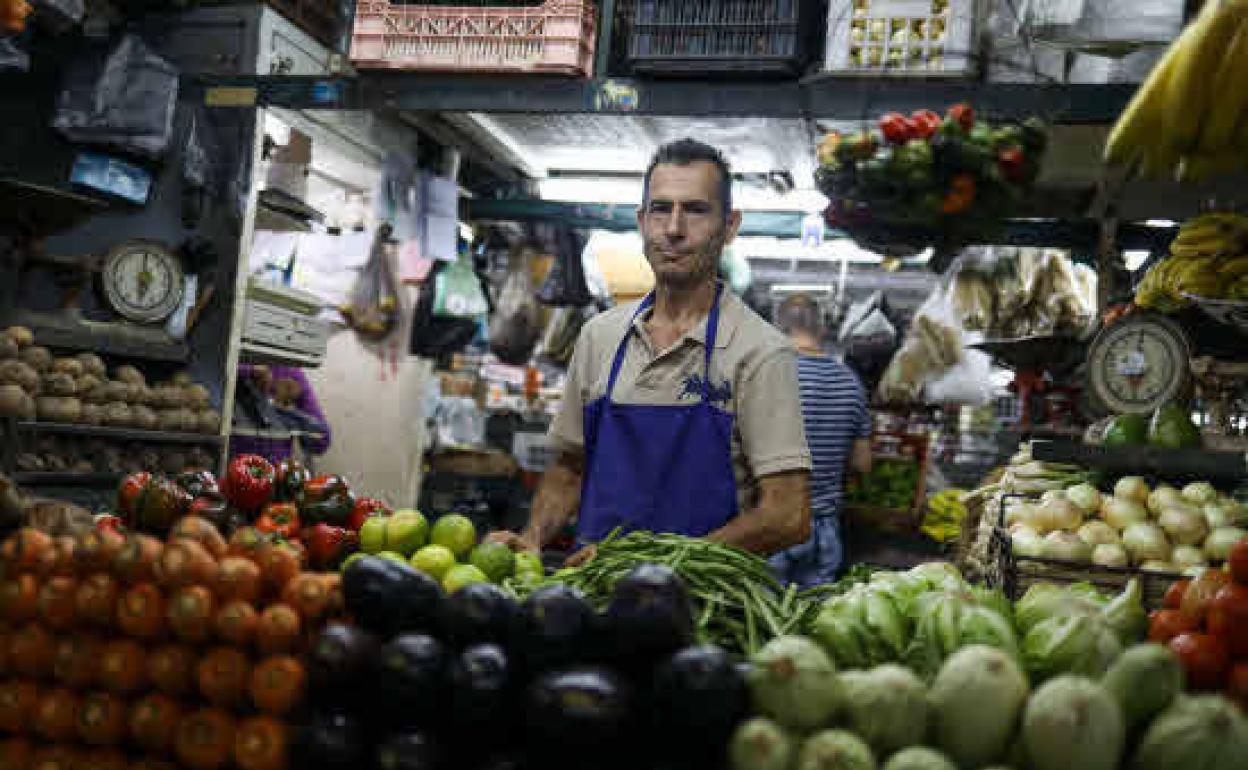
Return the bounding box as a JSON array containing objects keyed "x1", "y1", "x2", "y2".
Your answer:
[{"x1": 490, "y1": 139, "x2": 812, "y2": 560}]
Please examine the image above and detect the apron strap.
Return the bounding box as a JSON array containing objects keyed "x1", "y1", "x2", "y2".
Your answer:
[{"x1": 604, "y1": 284, "x2": 724, "y2": 402}]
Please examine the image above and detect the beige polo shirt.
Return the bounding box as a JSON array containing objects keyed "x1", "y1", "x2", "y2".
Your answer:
[{"x1": 550, "y1": 288, "x2": 812, "y2": 512}]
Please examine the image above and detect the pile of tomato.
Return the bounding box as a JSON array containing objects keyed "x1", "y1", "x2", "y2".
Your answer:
[
  {"x1": 1149, "y1": 535, "x2": 1248, "y2": 708},
  {"x1": 0, "y1": 516, "x2": 343, "y2": 770}
]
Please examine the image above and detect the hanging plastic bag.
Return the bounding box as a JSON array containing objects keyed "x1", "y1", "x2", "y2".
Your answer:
[
  {"x1": 340, "y1": 225, "x2": 401, "y2": 342},
  {"x1": 410, "y1": 261, "x2": 477, "y2": 359},
  {"x1": 537, "y1": 226, "x2": 593, "y2": 307},
  {"x1": 489, "y1": 246, "x2": 544, "y2": 365},
  {"x1": 51, "y1": 34, "x2": 179, "y2": 159},
  {"x1": 840, "y1": 291, "x2": 900, "y2": 394},
  {"x1": 877, "y1": 283, "x2": 965, "y2": 404},
  {"x1": 434, "y1": 254, "x2": 490, "y2": 318}
]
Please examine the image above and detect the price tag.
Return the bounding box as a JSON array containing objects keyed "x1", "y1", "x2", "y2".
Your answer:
[{"x1": 204, "y1": 87, "x2": 258, "y2": 108}]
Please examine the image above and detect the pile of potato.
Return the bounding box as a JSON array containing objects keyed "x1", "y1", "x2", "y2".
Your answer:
[
  {"x1": 14, "y1": 435, "x2": 216, "y2": 476},
  {"x1": 0, "y1": 326, "x2": 221, "y2": 435}
]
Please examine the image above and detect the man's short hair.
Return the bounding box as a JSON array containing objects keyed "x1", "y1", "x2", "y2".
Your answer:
[
  {"x1": 776, "y1": 294, "x2": 824, "y2": 336},
  {"x1": 642, "y1": 138, "x2": 733, "y2": 218}
]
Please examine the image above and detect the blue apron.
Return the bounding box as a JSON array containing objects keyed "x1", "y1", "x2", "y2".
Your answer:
[{"x1": 577, "y1": 285, "x2": 740, "y2": 541}]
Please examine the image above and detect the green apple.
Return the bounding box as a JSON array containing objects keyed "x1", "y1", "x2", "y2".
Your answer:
[
  {"x1": 358, "y1": 515, "x2": 389, "y2": 554},
  {"x1": 384, "y1": 509, "x2": 429, "y2": 556}
]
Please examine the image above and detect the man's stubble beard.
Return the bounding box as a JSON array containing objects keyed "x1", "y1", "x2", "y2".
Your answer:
[{"x1": 646, "y1": 234, "x2": 725, "y2": 291}]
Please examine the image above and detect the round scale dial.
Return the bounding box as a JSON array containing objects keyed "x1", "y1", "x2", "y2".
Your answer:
[
  {"x1": 1087, "y1": 313, "x2": 1192, "y2": 415},
  {"x1": 101, "y1": 240, "x2": 184, "y2": 323}
]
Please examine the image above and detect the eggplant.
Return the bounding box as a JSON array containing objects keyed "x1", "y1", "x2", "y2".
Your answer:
[
  {"x1": 525, "y1": 667, "x2": 633, "y2": 769},
  {"x1": 378, "y1": 634, "x2": 448, "y2": 725},
  {"x1": 516, "y1": 585, "x2": 597, "y2": 673},
  {"x1": 308, "y1": 622, "x2": 380, "y2": 696},
  {"x1": 343, "y1": 555, "x2": 446, "y2": 636},
  {"x1": 603, "y1": 563, "x2": 694, "y2": 672},
  {"x1": 651, "y1": 644, "x2": 749, "y2": 766},
  {"x1": 376, "y1": 730, "x2": 442, "y2": 770},
  {"x1": 295, "y1": 710, "x2": 367, "y2": 770},
  {"x1": 451, "y1": 643, "x2": 511, "y2": 727},
  {"x1": 446, "y1": 582, "x2": 518, "y2": 648}
]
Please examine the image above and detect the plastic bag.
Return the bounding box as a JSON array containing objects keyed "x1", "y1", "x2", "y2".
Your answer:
[
  {"x1": 51, "y1": 35, "x2": 179, "y2": 159},
  {"x1": 340, "y1": 226, "x2": 401, "y2": 342},
  {"x1": 0, "y1": 37, "x2": 29, "y2": 73},
  {"x1": 538, "y1": 305, "x2": 596, "y2": 366},
  {"x1": 434, "y1": 255, "x2": 490, "y2": 318},
  {"x1": 926, "y1": 332, "x2": 993, "y2": 406},
  {"x1": 840, "y1": 291, "x2": 900, "y2": 394},
  {"x1": 876, "y1": 284, "x2": 965, "y2": 404},
  {"x1": 410, "y1": 261, "x2": 477, "y2": 359},
  {"x1": 537, "y1": 226, "x2": 592, "y2": 307},
  {"x1": 489, "y1": 247, "x2": 544, "y2": 365}
]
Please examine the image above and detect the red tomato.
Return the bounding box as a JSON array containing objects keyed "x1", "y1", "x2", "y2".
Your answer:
[
  {"x1": 1164, "y1": 579, "x2": 1191, "y2": 610},
  {"x1": 1170, "y1": 632, "x2": 1231, "y2": 691},
  {"x1": 877, "y1": 112, "x2": 915, "y2": 145},
  {"x1": 1209, "y1": 583, "x2": 1248, "y2": 657},
  {"x1": 1228, "y1": 662, "x2": 1248, "y2": 712},
  {"x1": 1149, "y1": 609, "x2": 1200, "y2": 644},
  {"x1": 1231, "y1": 535, "x2": 1248, "y2": 586},
  {"x1": 1182, "y1": 569, "x2": 1232, "y2": 627},
  {"x1": 116, "y1": 472, "x2": 152, "y2": 518}
]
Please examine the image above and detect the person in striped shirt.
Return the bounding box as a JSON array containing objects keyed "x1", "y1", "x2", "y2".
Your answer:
[{"x1": 769, "y1": 294, "x2": 873, "y2": 587}]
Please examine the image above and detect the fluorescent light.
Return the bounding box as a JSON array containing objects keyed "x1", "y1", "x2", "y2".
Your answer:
[
  {"x1": 1124, "y1": 250, "x2": 1151, "y2": 270},
  {"x1": 772, "y1": 283, "x2": 835, "y2": 293},
  {"x1": 1144, "y1": 219, "x2": 1178, "y2": 228}
]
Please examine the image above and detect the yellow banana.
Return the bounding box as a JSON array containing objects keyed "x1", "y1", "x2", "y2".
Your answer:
[
  {"x1": 1105, "y1": 36, "x2": 1182, "y2": 164},
  {"x1": 1165, "y1": 1, "x2": 1242, "y2": 156},
  {"x1": 1197, "y1": 17, "x2": 1248, "y2": 154}
]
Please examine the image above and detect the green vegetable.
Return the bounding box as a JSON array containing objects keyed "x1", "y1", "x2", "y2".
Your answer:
[
  {"x1": 796, "y1": 729, "x2": 877, "y2": 770},
  {"x1": 1022, "y1": 613, "x2": 1122, "y2": 683},
  {"x1": 847, "y1": 459, "x2": 921, "y2": 510},
  {"x1": 902, "y1": 589, "x2": 1019, "y2": 681},
  {"x1": 1103, "y1": 414, "x2": 1149, "y2": 447},
  {"x1": 1021, "y1": 676, "x2": 1125, "y2": 770},
  {"x1": 747, "y1": 636, "x2": 841, "y2": 733},
  {"x1": 1101, "y1": 643, "x2": 1184, "y2": 730},
  {"x1": 929, "y1": 646, "x2": 1029, "y2": 770},
  {"x1": 881, "y1": 747, "x2": 957, "y2": 770},
  {"x1": 1101, "y1": 579, "x2": 1148, "y2": 645},
  {"x1": 729, "y1": 717, "x2": 797, "y2": 770},
  {"x1": 1148, "y1": 404, "x2": 1202, "y2": 449},
  {"x1": 838, "y1": 665, "x2": 927, "y2": 757},
  {"x1": 1014, "y1": 582, "x2": 1105, "y2": 635},
  {"x1": 1132, "y1": 695, "x2": 1248, "y2": 770},
  {"x1": 811, "y1": 609, "x2": 872, "y2": 670}
]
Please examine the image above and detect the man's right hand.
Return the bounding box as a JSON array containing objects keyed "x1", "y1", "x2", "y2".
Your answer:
[{"x1": 484, "y1": 530, "x2": 540, "y2": 553}]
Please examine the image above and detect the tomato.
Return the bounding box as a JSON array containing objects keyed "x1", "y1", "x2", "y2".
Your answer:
[
  {"x1": 112, "y1": 534, "x2": 163, "y2": 585},
  {"x1": 36, "y1": 575, "x2": 78, "y2": 631},
  {"x1": 214, "y1": 600, "x2": 258, "y2": 647},
  {"x1": 129, "y1": 693, "x2": 184, "y2": 754},
  {"x1": 129, "y1": 759, "x2": 180, "y2": 770},
  {"x1": 302, "y1": 524, "x2": 355, "y2": 571},
  {"x1": 75, "y1": 572, "x2": 120, "y2": 628},
  {"x1": 117, "y1": 582, "x2": 166, "y2": 639},
  {"x1": 233, "y1": 715, "x2": 288, "y2": 770},
  {"x1": 1228, "y1": 662, "x2": 1248, "y2": 711},
  {"x1": 170, "y1": 516, "x2": 228, "y2": 560},
  {"x1": 175, "y1": 708, "x2": 236, "y2": 770},
  {"x1": 78, "y1": 691, "x2": 128, "y2": 746},
  {"x1": 227, "y1": 527, "x2": 270, "y2": 561},
  {"x1": 224, "y1": 455, "x2": 276, "y2": 512},
  {"x1": 947, "y1": 103, "x2": 976, "y2": 132},
  {"x1": 1151, "y1": 608, "x2": 1199, "y2": 646},
  {"x1": 35, "y1": 537, "x2": 77, "y2": 579},
  {"x1": 6, "y1": 528, "x2": 53, "y2": 572},
  {"x1": 1170, "y1": 632, "x2": 1231, "y2": 690},
  {"x1": 1164, "y1": 579, "x2": 1191, "y2": 610},
  {"x1": 1230, "y1": 535, "x2": 1248, "y2": 585},
  {"x1": 282, "y1": 573, "x2": 334, "y2": 622},
  {"x1": 33, "y1": 687, "x2": 81, "y2": 742},
  {"x1": 877, "y1": 112, "x2": 914, "y2": 145},
  {"x1": 117, "y1": 472, "x2": 152, "y2": 518},
  {"x1": 168, "y1": 585, "x2": 217, "y2": 643},
  {"x1": 0, "y1": 737, "x2": 33, "y2": 770},
  {"x1": 155, "y1": 540, "x2": 219, "y2": 590},
  {"x1": 9, "y1": 623, "x2": 54, "y2": 678},
  {"x1": 148, "y1": 644, "x2": 197, "y2": 696},
  {"x1": 77, "y1": 747, "x2": 128, "y2": 770},
  {"x1": 215, "y1": 557, "x2": 262, "y2": 604},
  {"x1": 30, "y1": 745, "x2": 78, "y2": 770},
  {"x1": 98, "y1": 639, "x2": 147, "y2": 695},
  {"x1": 197, "y1": 647, "x2": 252, "y2": 708},
  {"x1": 1209, "y1": 582, "x2": 1248, "y2": 657},
  {"x1": 255, "y1": 544, "x2": 301, "y2": 596},
  {"x1": 0, "y1": 573, "x2": 40, "y2": 622},
  {"x1": 0, "y1": 680, "x2": 39, "y2": 734},
  {"x1": 51, "y1": 635, "x2": 100, "y2": 689},
  {"x1": 76, "y1": 530, "x2": 125, "y2": 574},
  {"x1": 249, "y1": 655, "x2": 305, "y2": 716},
  {"x1": 255, "y1": 503, "x2": 300, "y2": 540},
  {"x1": 1182, "y1": 569, "x2": 1232, "y2": 627},
  {"x1": 255, "y1": 604, "x2": 301, "y2": 655},
  {"x1": 909, "y1": 109, "x2": 942, "y2": 139}
]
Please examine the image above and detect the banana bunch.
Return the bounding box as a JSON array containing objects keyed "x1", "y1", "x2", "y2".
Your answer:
[
  {"x1": 921, "y1": 488, "x2": 967, "y2": 544},
  {"x1": 1105, "y1": 0, "x2": 1248, "y2": 181},
  {"x1": 1136, "y1": 213, "x2": 1248, "y2": 309}
]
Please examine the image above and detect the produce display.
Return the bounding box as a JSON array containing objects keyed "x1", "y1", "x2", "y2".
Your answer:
[
  {"x1": 1135, "y1": 213, "x2": 1248, "y2": 310},
  {"x1": 1105, "y1": 0, "x2": 1248, "y2": 180},
  {"x1": 921, "y1": 488, "x2": 967, "y2": 544},
  {"x1": 846, "y1": 459, "x2": 921, "y2": 512},
  {"x1": 0, "y1": 516, "x2": 337, "y2": 770},
  {"x1": 1098, "y1": 407, "x2": 1203, "y2": 450}
]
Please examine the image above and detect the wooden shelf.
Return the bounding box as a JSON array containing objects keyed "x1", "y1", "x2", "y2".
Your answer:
[
  {"x1": 13, "y1": 472, "x2": 122, "y2": 487},
  {"x1": 15, "y1": 421, "x2": 223, "y2": 445},
  {"x1": 1032, "y1": 439, "x2": 1248, "y2": 481},
  {"x1": 4, "y1": 310, "x2": 189, "y2": 363}
]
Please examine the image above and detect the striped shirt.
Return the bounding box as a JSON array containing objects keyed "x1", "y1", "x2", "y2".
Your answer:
[{"x1": 796, "y1": 355, "x2": 871, "y2": 518}]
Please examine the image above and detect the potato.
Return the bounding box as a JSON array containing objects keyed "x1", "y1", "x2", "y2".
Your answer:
[
  {"x1": 42, "y1": 372, "x2": 77, "y2": 397},
  {"x1": 17, "y1": 393, "x2": 34, "y2": 421},
  {"x1": 103, "y1": 380, "x2": 130, "y2": 403},
  {"x1": 183, "y1": 384, "x2": 211, "y2": 410},
  {"x1": 131, "y1": 405, "x2": 157, "y2": 431},
  {"x1": 81, "y1": 379, "x2": 109, "y2": 404},
  {"x1": 19, "y1": 346, "x2": 51, "y2": 372},
  {"x1": 161, "y1": 451, "x2": 187, "y2": 475},
  {"x1": 153, "y1": 384, "x2": 185, "y2": 409},
  {"x1": 0, "y1": 384, "x2": 26, "y2": 416},
  {"x1": 175, "y1": 408, "x2": 198, "y2": 433},
  {"x1": 36, "y1": 396, "x2": 82, "y2": 423},
  {"x1": 79, "y1": 403, "x2": 103, "y2": 426},
  {"x1": 0, "y1": 336, "x2": 16, "y2": 360},
  {"x1": 196, "y1": 409, "x2": 221, "y2": 434},
  {"x1": 70, "y1": 460, "x2": 95, "y2": 474},
  {"x1": 157, "y1": 408, "x2": 183, "y2": 432},
  {"x1": 133, "y1": 384, "x2": 154, "y2": 407},
  {"x1": 113, "y1": 365, "x2": 145, "y2": 386},
  {"x1": 15, "y1": 453, "x2": 44, "y2": 472},
  {"x1": 50, "y1": 358, "x2": 83, "y2": 378},
  {"x1": 75, "y1": 353, "x2": 106, "y2": 378},
  {"x1": 4, "y1": 326, "x2": 33, "y2": 348},
  {"x1": 171, "y1": 370, "x2": 193, "y2": 387},
  {"x1": 43, "y1": 454, "x2": 68, "y2": 472},
  {"x1": 0, "y1": 360, "x2": 39, "y2": 393},
  {"x1": 101, "y1": 402, "x2": 133, "y2": 428}
]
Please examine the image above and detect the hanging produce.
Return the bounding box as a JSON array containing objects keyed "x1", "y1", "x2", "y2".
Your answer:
[
  {"x1": 1135, "y1": 212, "x2": 1248, "y2": 310},
  {"x1": 1105, "y1": 0, "x2": 1248, "y2": 180}
]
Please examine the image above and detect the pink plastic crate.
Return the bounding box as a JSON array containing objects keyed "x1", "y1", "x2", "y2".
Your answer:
[{"x1": 350, "y1": 0, "x2": 596, "y2": 75}]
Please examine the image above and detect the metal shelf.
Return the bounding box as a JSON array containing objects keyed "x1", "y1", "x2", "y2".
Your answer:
[
  {"x1": 13, "y1": 472, "x2": 122, "y2": 487},
  {"x1": 3, "y1": 310, "x2": 189, "y2": 363},
  {"x1": 239, "y1": 340, "x2": 325, "y2": 368},
  {"x1": 15, "y1": 421, "x2": 223, "y2": 445},
  {"x1": 1032, "y1": 439, "x2": 1248, "y2": 482}
]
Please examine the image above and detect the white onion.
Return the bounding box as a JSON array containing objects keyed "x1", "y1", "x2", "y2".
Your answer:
[
  {"x1": 1115, "y1": 476, "x2": 1151, "y2": 505},
  {"x1": 1005, "y1": 502, "x2": 1035, "y2": 529},
  {"x1": 1078, "y1": 520, "x2": 1120, "y2": 547},
  {"x1": 1159, "y1": 506, "x2": 1210, "y2": 547},
  {"x1": 1205, "y1": 500, "x2": 1248, "y2": 529},
  {"x1": 1140, "y1": 560, "x2": 1179, "y2": 574},
  {"x1": 1011, "y1": 527, "x2": 1045, "y2": 559},
  {"x1": 1092, "y1": 543, "x2": 1130, "y2": 568},
  {"x1": 1182, "y1": 482, "x2": 1218, "y2": 505},
  {"x1": 1203, "y1": 526, "x2": 1248, "y2": 562},
  {"x1": 1172, "y1": 545, "x2": 1208, "y2": 572},
  {"x1": 1042, "y1": 531, "x2": 1093, "y2": 563},
  {"x1": 1148, "y1": 485, "x2": 1184, "y2": 516},
  {"x1": 1123, "y1": 522, "x2": 1172, "y2": 563},
  {"x1": 1184, "y1": 566, "x2": 1207, "y2": 578},
  {"x1": 1103, "y1": 497, "x2": 1149, "y2": 531},
  {"x1": 1065, "y1": 483, "x2": 1103, "y2": 515}
]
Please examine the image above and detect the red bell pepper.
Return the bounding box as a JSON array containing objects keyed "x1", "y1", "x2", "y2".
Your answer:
[
  {"x1": 116, "y1": 472, "x2": 151, "y2": 518},
  {"x1": 94, "y1": 514, "x2": 124, "y2": 533},
  {"x1": 303, "y1": 523, "x2": 357, "y2": 570},
  {"x1": 256, "y1": 502, "x2": 301, "y2": 540},
  {"x1": 947, "y1": 103, "x2": 975, "y2": 132},
  {"x1": 347, "y1": 497, "x2": 391, "y2": 532},
  {"x1": 298, "y1": 475, "x2": 355, "y2": 526},
  {"x1": 224, "y1": 454, "x2": 275, "y2": 512},
  {"x1": 909, "y1": 109, "x2": 942, "y2": 139},
  {"x1": 997, "y1": 146, "x2": 1026, "y2": 182},
  {"x1": 132, "y1": 476, "x2": 191, "y2": 533},
  {"x1": 878, "y1": 112, "x2": 915, "y2": 145}
]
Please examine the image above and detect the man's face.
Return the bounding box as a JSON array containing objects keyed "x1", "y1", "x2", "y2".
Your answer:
[{"x1": 638, "y1": 161, "x2": 742, "y2": 288}]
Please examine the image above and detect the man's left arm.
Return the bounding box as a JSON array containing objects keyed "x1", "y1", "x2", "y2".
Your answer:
[{"x1": 708, "y1": 470, "x2": 811, "y2": 555}]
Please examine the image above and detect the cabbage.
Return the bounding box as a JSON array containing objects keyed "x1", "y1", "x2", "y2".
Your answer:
[
  {"x1": 1078, "y1": 520, "x2": 1120, "y2": 547},
  {"x1": 1022, "y1": 613, "x2": 1122, "y2": 682},
  {"x1": 1092, "y1": 544, "x2": 1129, "y2": 568},
  {"x1": 747, "y1": 636, "x2": 841, "y2": 732},
  {"x1": 861, "y1": 587, "x2": 910, "y2": 661},
  {"x1": 881, "y1": 748, "x2": 957, "y2": 770},
  {"x1": 1021, "y1": 676, "x2": 1124, "y2": 770},
  {"x1": 730, "y1": 717, "x2": 796, "y2": 770},
  {"x1": 796, "y1": 729, "x2": 877, "y2": 770},
  {"x1": 1123, "y1": 522, "x2": 1171, "y2": 563},
  {"x1": 1172, "y1": 545, "x2": 1208, "y2": 571},
  {"x1": 1101, "y1": 579, "x2": 1148, "y2": 645},
  {"x1": 1159, "y1": 506, "x2": 1209, "y2": 546},
  {"x1": 902, "y1": 589, "x2": 1018, "y2": 681},
  {"x1": 1204, "y1": 526, "x2": 1248, "y2": 562},
  {"x1": 811, "y1": 609, "x2": 872, "y2": 670},
  {"x1": 929, "y1": 646, "x2": 1029, "y2": 770},
  {"x1": 1101, "y1": 643, "x2": 1184, "y2": 730},
  {"x1": 1182, "y1": 481, "x2": 1218, "y2": 505},
  {"x1": 905, "y1": 561, "x2": 965, "y2": 590},
  {"x1": 1134, "y1": 695, "x2": 1248, "y2": 770},
  {"x1": 1114, "y1": 476, "x2": 1150, "y2": 505},
  {"x1": 1102, "y1": 497, "x2": 1149, "y2": 531},
  {"x1": 838, "y1": 666, "x2": 927, "y2": 757},
  {"x1": 1014, "y1": 582, "x2": 1104, "y2": 634},
  {"x1": 1065, "y1": 483, "x2": 1102, "y2": 515},
  {"x1": 970, "y1": 585, "x2": 1014, "y2": 625},
  {"x1": 1041, "y1": 531, "x2": 1092, "y2": 562}
]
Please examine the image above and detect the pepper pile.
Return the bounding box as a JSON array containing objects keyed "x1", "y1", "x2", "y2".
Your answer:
[
  {"x1": 815, "y1": 104, "x2": 1047, "y2": 243},
  {"x1": 0, "y1": 516, "x2": 341, "y2": 770}
]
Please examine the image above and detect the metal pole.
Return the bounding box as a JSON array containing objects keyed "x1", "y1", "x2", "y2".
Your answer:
[{"x1": 595, "y1": 0, "x2": 619, "y2": 77}]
